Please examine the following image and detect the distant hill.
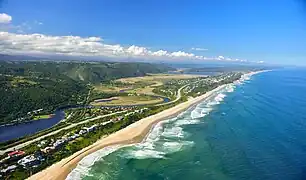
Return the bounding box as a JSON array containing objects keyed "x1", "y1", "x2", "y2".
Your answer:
[
  {"x1": 0, "y1": 60, "x2": 175, "y2": 83},
  {"x1": 0, "y1": 54, "x2": 45, "y2": 61}
]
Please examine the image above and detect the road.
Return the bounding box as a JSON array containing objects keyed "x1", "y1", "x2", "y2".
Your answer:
[
  {"x1": 0, "y1": 83, "x2": 189, "y2": 155},
  {"x1": 0, "y1": 110, "x2": 126, "y2": 155},
  {"x1": 155, "y1": 83, "x2": 191, "y2": 106}
]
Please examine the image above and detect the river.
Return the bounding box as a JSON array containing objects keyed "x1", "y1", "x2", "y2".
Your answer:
[{"x1": 0, "y1": 96, "x2": 170, "y2": 143}]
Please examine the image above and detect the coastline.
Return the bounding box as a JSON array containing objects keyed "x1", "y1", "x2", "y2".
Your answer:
[{"x1": 27, "y1": 71, "x2": 265, "y2": 180}]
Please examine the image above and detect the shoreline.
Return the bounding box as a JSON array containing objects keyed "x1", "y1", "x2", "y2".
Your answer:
[{"x1": 27, "y1": 71, "x2": 266, "y2": 180}]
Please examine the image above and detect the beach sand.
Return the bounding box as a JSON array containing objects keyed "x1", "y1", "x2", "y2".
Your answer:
[{"x1": 28, "y1": 71, "x2": 265, "y2": 180}]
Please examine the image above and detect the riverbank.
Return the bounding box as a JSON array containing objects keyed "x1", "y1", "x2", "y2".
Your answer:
[{"x1": 27, "y1": 71, "x2": 264, "y2": 180}]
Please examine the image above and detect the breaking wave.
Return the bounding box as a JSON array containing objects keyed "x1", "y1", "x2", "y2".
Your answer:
[{"x1": 66, "y1": 145, "x2": 123, "y2": 180}]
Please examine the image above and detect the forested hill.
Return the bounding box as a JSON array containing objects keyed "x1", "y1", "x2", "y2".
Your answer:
[
  {"x1": 0, "y1": 61, "x2": 174, "y2": 124},
  {"x1": 0, "y1": 61, "x2": 174, "y2": 83}
]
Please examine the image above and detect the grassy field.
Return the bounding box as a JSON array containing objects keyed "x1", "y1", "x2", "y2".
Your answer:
[
  {"x1": 125, "y1": 86, "x2": 156, "y2": 95},
  {"x1": 32, "y1": 114, "x2": 52, "y2": 120},
  {"x1": 114, "y1": 74, "x2": 200, "y2": 95},
  {"x1": 94, "y1": 84, "x2": 132, "y2": 93},
  {"x1": 91, "y1": 74, "x2": 200, "y2": 106},
  {"x1": 10, "y1": 76, "x2": 38, "y2": 87},
  {"x1": 116, "y1": 74, "x2": 199, "y2": 84},
  {"x1": 90, "y1": 95, "x2": 163, "y2": 106}
]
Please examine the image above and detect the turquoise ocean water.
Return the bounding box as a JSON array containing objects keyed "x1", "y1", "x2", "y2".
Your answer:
[{"x1": 67, "y1": 68, "x2": 306, "y2": 180}]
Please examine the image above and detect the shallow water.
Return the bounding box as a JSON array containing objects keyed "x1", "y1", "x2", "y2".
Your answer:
[{"x1": 68, "y1": 68, "x2": 306, "y2": 180}]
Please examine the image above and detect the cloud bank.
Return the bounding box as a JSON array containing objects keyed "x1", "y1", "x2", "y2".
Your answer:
[
  {"x1": 0, "y1": 31, "x2": 253, "y2": 62},
  {"x1": 0, "y1": 13, "x2": 253, "y2": 62},
  {"x1": 0, "y1": 13, "x2": 265, "y2": 63}
]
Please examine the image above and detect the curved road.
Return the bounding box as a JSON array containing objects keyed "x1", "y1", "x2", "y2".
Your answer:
[{"x1": 154, "y1": 84, "x2": 188, "y2": 106}]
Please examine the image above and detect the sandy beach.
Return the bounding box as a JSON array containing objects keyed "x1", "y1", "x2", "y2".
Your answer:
[{"x1": 28, "y1": 71, "x2": 264, "y2": 180}]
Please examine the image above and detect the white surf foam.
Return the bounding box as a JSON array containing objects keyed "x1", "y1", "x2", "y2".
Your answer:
[
  {"x1": 214, "y1": 93, "x2": 226, "y2": 102},
  {"x1": 124, "y1": 139, "x2": 195, "y2": 160},
  {"x1": 190, "y1": 109, "x2": 204, "y2": 119},
  {"x1": 145, "y1": 121, "x2": 164, "y2": 143},
  {"x1": 225, "y1": 84, "x2": 235, "y2": 92},
  {"x1": 66, "y1": 145, "x2": 123, "y2": 180},
  {"x1": 162, "y1": 141, "x2": 194, "y2": 153},
  {"x1": 124, "y1": 148, "x2": 166, "y2": 159},
  {"x1": 161, "y1": 126, "x2": 186, "y2": 138},
  {"x1": 163, "y1": 142, "x2": 183, "y2": 151},
  {"x1": 175, "y1": 118, "x2": 201, "y2": 126}
]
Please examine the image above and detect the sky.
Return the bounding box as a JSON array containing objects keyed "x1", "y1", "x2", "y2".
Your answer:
[{"x1": 0, "y1": 0, "x2": 306, "y2": 65}]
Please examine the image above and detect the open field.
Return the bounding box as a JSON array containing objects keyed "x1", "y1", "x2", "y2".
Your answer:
[
  {"x1": 115, "y1": 74, "x2": 200, "y2": 95},
  {"x1": 94, "y1": 84, "x2": 132, "y2": 93},
  {"x1": 90, "y1": 74, "x2": 201, "y2": 106},
  {"x1": 125, "y1": 86, "x2": 156, "y2": 95},
  {"x1": 32, "y1": 114, "x2": 52, "y2": 120},
  {"x1": 116, "y1": 74, "x2": 200, "y2": 84},
  {"x1": 90, "y1": 95, "x2": 164, "y2": 106},
  {"x1": 10, "y1": 76, "x2": 38, "y2": 87}
]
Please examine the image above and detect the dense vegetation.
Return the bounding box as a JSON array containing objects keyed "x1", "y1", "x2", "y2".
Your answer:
[
  {"x1": 0, "y1": 75, "x2": 88, "y2": 124},
  {"x1": 0, "y1": 61, "x2": 174, "y2": 83},
  {"x1": 0, "y1": 61, "x2": 173, "y2": 124}
]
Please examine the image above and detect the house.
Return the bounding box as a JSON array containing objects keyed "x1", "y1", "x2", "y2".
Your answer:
[
  {"x1": 37, "y1": 140, "x2": 47, "y2": 148},
  {"x1": 53, "y1": 139, "x2": 65, "y2": 149},
  {"x1": 68, "y1": 134, "x2": 79, "y2": 141},
  {"x1": 8, "y1": 150, "x2": 25, "y2": 158},
  {"x1": 0, "y1": 165, "x2": 17, "y2": 173},
  {"x1": 83, "y1": 125, "x2": 97, "y2": 133},
  {"x1": 79, "y1": 129, "x2": 87, "y2": 135},
  {"x1": 41, "y1": 146, "x2": 54, "y2": 153},
  {"x1": 111, "y1": 116, "x2": 123, "y2": 123},
  {"x1": 18, "y1": 155, "x2": 40, "y2": 168}
]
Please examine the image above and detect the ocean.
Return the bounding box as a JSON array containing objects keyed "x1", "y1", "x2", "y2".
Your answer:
[{"x1": 67, "y1": 68, "x2": 306, "y2": 180}]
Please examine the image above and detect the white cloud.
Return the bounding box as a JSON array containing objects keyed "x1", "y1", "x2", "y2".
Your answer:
[
  {"x1": 0, "y1": 31, "x2": 247, "y2": 62},
  {"x1": 0, "y1": 13, "x2": 12, "y2": 24},
  {"x1": 191, "y1": 47, "x2": 208, "y2": 51},
  {"x1": 34, "y1": 20, "x2": 43, "y2": 25},
  {"x1": 170, "y1": 51, "x2": 195, "y2": 57},
  {"x1": 152, "y1": 50, "x2": 168, "y2": 56},
  {"x1": 217, "y1": 56, "x2": 225, "y2": 60}
]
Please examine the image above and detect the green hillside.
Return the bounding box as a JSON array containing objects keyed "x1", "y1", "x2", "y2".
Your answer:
[{"x1": 0, "y1": 61, "x2": 174, "y2": 124}]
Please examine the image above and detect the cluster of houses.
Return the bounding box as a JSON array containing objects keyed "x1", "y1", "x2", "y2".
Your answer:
[
  {"x1": 5, "y1": 109, "x2": 45, "y2": 125},
  {"x1": 0, "y1": 149, "x2": 45, "y2": 175},
  {"x1": 0, "y1": 107, "x2": 150, "y2": 177},
  {"x1": 40, "y1": 124, "x2": 98, "y2": 153},
  {"x1": 0, "y1": 150, "x2": 45, "y2": 174},
  {"x1": 17, "y1": 151, "x2": 44, "y2": 168},
  {"x1": 0, "y1": 164, "x2": 18, "y2": 174},
  {"x1": 100, "y1": 106, "x2": 136, "y2": 112},
  {"x1": 0, "y1": 124, "x2": 100, "y2": 175},
  {"x1": 0, "y1": 150, "x2": 25, "y2": 174},
  {"x1": 85, "y1": 106, "x2": 134, "y2": 119},
  {"x1": 27, "y1": 108, "x2": 44, "y2": 116},
  {"x1": 124, "y1": 108, "x2": 148, "y2": 117},
  {"x1": 167, "y1": 79, "x2": 191, "y2": 86},
  {"x1": 159, "y1": 89, "x2": 174, "y2": 98},
  {"x1": 39, "y1": 109, "x2": 149, "y2": 154}
]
